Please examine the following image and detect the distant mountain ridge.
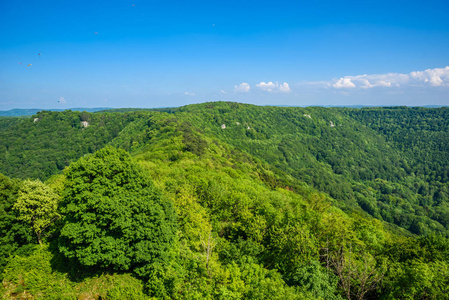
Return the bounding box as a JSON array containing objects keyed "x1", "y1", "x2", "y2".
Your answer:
[
  {"x1": 2, "y1": 105, "x2": 446, "y2": 117},
  {"x1": 0, "y1": 108, "x2": 112, "y2": 117}
]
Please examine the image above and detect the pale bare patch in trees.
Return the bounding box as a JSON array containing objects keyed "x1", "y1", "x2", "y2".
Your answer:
[
  {"x1": 329, "y1": 245, "x2": 386, "y2": 300},
  {"x1": 201, "y1": 231, "x2": 217, "y2": 279}
]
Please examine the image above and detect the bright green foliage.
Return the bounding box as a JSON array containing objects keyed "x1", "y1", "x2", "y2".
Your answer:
[
  {"x1": 45, "y1": 174, "x2": 66, "y2": 197},
  {"x1": 2, "y1": 245, "x2": 74, "y2": 299},
  {"x1": 0, "y1": 173, "x2": 34, "y2": 276},
  {"x1": 230, "y1": 258, "x2": 313, "y2": 299},
  {"x1": 381, "y1": 233, "x2": 449, "y2": 299},
  {"x1": 265, "y1": 218, "x2": 319, "y2": 277},
  {"x1": 1, "y1": 244, "x2": 147, "y2": 299},
  {"x1": 105, "y1": 275, "x2": 148, "y2": 300},
  {"x1": 291, "y1": 260, "x2": 342, "y2": 300},
  {"x1": 383, "y1": 260, "x2": 449, "y2": 299},
  {"x1": 58, "y1": 146, "x2": 177, "y2": 277},
  {"x1": 13, "y1": 179, "x2": 60, "y2": 245},
  {"x1": 130, "y1": 121, "x2": 322, "y2": 298}
]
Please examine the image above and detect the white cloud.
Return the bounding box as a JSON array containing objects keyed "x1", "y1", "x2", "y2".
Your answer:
[
  {"x1": 256, "y1": 81, "x2": 276, "y2": 92},
  {"x1": 58, "y1": 96, "x2": 66, "y2": 104},
  {"x1": 235, "y1": 82, "x2": 250, "y2": 93},
  {"x1": 376, "y1": 80, "x2": 392, "y2": 87},
  {"x1": 220, "y1": 90, "x2": 226, "y2": 94},
  {"x1": 256, "y1": 81, "x2": 291, "y2": 92},
  {"x1": 333, "y1": 78, "x2": 356, "y2": 89},
  {"x1": 332, "y1": 66, "x2": 449, "y2": 89},
  {"x1": 279, "y1": 82, "x2": 291, "y2": 92},
  {"x1": 410, "y1": 66, "x2": 449, "y2": 86},
  {"x1": 184, "y1": 91, "x2": 195, "y2": 96}
]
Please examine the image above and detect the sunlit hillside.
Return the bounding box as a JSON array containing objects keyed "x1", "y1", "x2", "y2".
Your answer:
[{"x1": 1, "y1": 103, "x2": 449, "y2": 299}]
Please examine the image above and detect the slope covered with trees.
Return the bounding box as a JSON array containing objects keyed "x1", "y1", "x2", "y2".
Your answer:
[
  {"x1": 1, "y1": 102, "x2": 449, "y2": 299},
  {"x1": 0, "y1": 110, "x2": 145, "y2": 180},
  {"x1": 172, "y1": 102, "x2": 449, "y2": 235}
]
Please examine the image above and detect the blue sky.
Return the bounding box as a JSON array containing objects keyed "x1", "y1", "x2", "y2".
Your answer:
[{"x1": 1, "y1": 0, "x2": 448, "y2": 110}]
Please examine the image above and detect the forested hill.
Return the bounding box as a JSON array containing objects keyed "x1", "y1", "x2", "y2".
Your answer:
[
  {"x1": 0, "y1": 107, "x2": 111, "y2": 117},
  {"x1": 0, "y1": 110, "x2": 143, "y2": 179},
  {"x1": 173, "y1": 103, "x2": 449, "y2": 235},
  {"x1": 1, "y1": 102, "x2": 449, "y2": 299}
]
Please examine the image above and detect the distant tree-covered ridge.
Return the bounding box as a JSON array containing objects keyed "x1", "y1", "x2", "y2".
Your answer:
[
  {"x1": 0, "y1": 107, "x2": 111, "y2": 117},
  {"x1": 1, "y1": 103, "x2": 449, "y2": 299},
  {"x1": 0, "y1": 110, "x2": 151, "y2": 180}
]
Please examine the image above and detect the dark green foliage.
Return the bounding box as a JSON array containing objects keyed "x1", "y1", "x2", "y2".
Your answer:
[
  {"x1": 0, "y1": 117, "x2": 23, "y2": 132},
  {"x1": 344, "y1": 107, "x2": 449, "y2": 234},
  {"x1": 0, "y1": 110, "x2": 140, "y2": 181},
  {"x1": 346, "y1": 107, "x2": 449, "y2": 181},
  {"x1": 58, "y1": 146, "x2": 177, "y2": 278},
  {"x1": 172, "y1": 102, "x2": 449, "y2": 236},
  {"x1": 180, "y1": 122, "x2": 208, "y2": 155}
]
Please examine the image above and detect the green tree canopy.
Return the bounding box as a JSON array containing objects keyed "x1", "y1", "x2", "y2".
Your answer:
[
  {"x1": 58, "y1": 146, "x2": 177, "y2": 278},
  {"x1": 0, "y1": 173, "x2": 34, "y2": 275},
  {"x1": 13, "y1": 179, "x2": 60, "y2": 245}
]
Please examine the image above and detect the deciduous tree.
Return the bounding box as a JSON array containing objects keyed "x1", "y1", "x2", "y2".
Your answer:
[
  {"x1": 13, "y1": 179, "x2": 59, "y2": 245},
  {"x1": 58, "y1": 146, "x2": 177, "y2": 278}
]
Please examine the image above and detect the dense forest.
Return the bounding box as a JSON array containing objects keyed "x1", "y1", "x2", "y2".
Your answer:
[{"x1": 1, "y1": 102, "x2": 448, "y2": 299}]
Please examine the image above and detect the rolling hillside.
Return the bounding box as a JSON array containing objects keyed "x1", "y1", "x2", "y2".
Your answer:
[{"x1": 1, "y1": 102, "x2": 449, "y2": 299}]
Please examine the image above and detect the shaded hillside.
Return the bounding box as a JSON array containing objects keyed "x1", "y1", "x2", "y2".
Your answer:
[
  {"x1": 345, "y1": 107, "x2": 449, "y2": 183},
  {"x1": 169, "y1": 102, "x2": 449, "y2": 235},
  {"x1": 0, "y1": 110, "x2": 147, "y2": 180}
]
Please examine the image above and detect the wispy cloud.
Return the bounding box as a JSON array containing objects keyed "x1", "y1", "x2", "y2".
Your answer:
[
  {"x1": 256, "y1": 81, "x2": 291, "y2": 92},
  {"x1": 332, "y1": 66, "x2": 449, "y2": 89},
  {"x1": 184, "y1": 91, "x2": 195, "y2": 96},
  {"x1": 235, "y1": 82, "x2": 250, "y2": 93}
]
